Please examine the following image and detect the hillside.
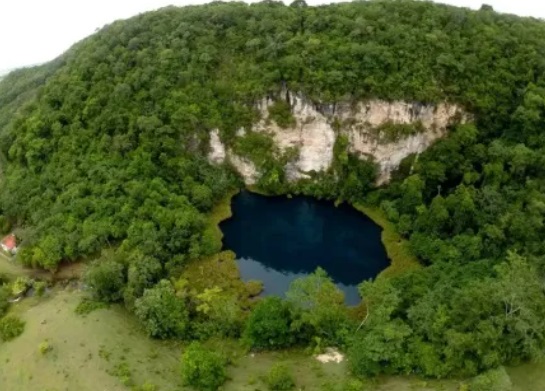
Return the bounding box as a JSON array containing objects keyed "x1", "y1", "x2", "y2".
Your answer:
[{"x1": 2, "y1": 0, "x2": 545, "y2": 385}]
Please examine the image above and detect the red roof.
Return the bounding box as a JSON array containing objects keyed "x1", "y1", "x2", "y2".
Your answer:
[{"x1": 2, "y1": 234, "x2": 16, "y2": 250}]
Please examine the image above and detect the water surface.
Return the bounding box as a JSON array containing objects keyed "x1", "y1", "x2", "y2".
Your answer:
[{"x1": 220, "y1": 191, "x2": 390, "y2": 305}]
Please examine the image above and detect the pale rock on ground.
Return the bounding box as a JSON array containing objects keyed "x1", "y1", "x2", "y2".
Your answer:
[{"x1": 315, "y1": 347, "x2": 345, "y2": 364}]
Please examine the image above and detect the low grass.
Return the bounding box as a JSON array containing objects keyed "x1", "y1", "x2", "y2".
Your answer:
[
  {"x1": 203, "y1": 189, "x2": 239, "y2": 253},
  {"x1": 179, "y1": 250, "x2": 257, "y2": 309},
  {"x1": 507, "y1": 362, "x2": 545, "y2": 391},
  {"x1": 0, "y1": 288, "x2": 183, "y2": 391},
  {"x1": 353, "y1": 203, "x2": 421, "y2": 279},
  {"x1": 0, "y1": 253, "x2": 83, "y2": 282}
]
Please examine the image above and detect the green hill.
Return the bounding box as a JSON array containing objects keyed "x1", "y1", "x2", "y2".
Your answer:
[{"x1": 2, "y1": 0, "x2": 545, "y2": 384}]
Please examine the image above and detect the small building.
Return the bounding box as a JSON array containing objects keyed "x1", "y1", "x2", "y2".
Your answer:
[{"x1": 1, "y1": 234, "x2": 17, "y2": 255}]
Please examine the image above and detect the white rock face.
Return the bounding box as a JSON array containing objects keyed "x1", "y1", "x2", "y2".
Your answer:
[
  {"x1": 253, "y1": 94, "x2": 336, "y2": 180},
  {"x1": 207, "y1": 129, "x2": 259, "y2": 185},
  {"x1": 208, "y1": 91, "x2": 465, "y2": 185},
  {"x1": 340, "y1": 101, "x2": 463, "y2": 184},
  {"x1": 228, "y1": 154, "x2": 259, "y2": 185},
  {"x1": 208, "y1": 129, "x2": 226, "y2": 164}
]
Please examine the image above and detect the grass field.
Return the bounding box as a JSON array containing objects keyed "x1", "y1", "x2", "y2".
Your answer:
[
  {"x1": 0, "y1": 288, "x2": 356, "y2": 391},
  {"x1": 1, "y1": 278, "x2": 544, "y2": 390}
]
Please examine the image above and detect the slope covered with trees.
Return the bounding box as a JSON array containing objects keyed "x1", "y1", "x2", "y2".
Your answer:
[{"x1": 2, "y1": 0, "x2": 545, "y2": 382}]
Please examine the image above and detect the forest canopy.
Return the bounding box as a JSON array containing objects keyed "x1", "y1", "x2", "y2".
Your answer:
[{"x1": 2, "y1": 0, "x2": 545, "y2": 380}]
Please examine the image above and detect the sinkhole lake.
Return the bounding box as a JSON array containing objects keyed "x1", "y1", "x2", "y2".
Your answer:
[{"x1": 220, "y1": 191, "x2": 390, "y2": 305}]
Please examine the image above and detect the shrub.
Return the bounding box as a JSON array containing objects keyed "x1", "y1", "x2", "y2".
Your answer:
[
  {"x1": 138, "y1": 382, "x2": 158, "y2": 391},
  {"x1": 33, "y1": 281, "x2": 47, "y2": 297},
  {"x1": 268, "y1": 100, "x2": 295, "y2": 129},
  {"x1": 266, "y1": 363, "x2": 295, "y2": 391},
  {"x1": 342, "y1": 379, "x2": 366, "y2": 391},
  {"x1": 0, "y1": 315, "x2": 25, "y2": 341},
  {"x1": 135, "y1": 280, "x2": 188, "y2": 339},
  {"x1": 181, "y1": 342, "x2": 227, "y2": 391},
  {"x1": 246, "y1": 280, "x2": 264, "y2": 297},
  {"x1": 0, "y1": 285, "x2": 10, "y2": 317},
  {"x1": 84, "y1": 259, "x2": 125, "y2": 302},
  {"x1": 75, "y1": 297, "x2": 108, "y2": 315},
  {"x1": 11, "y1": 276, "x2": 31, "y2": 297},
  {"x1": 470, "y1": 367, "x2": 512, "y2": 391},
  {"x1": 243, "y1": 296, "x2": 294, "y2": 349},
  {"x1": 38, "y1": 340, "x2": 52, "y2": 354}
]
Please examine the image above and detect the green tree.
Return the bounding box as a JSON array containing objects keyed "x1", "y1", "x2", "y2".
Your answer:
[
  {"x1": 243, "y1": 296, "x2": 294, "y2": 350},
  {"x1": 123, "y1": 254, "x2": 162, "y2": 309},
  {"x1": 180, "y1": 342, "x2": 227, "y2": 391},
  {"x1": 0, "y1": 315, "x2": 25, "y2": 341},
  {"x1": 84, "y1": 258, "x2": 125, "y2": 303},
  {"x1": 286, "y1": 267, "x2": 348, "y2": 343},
  {"x1": 135, "y1": 280, "x2": 189, "y2": 339}
]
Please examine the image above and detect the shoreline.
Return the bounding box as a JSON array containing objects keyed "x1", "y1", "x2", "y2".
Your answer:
[{"x1": 241, "y1": 186, "x2": 421, "y2": 280}]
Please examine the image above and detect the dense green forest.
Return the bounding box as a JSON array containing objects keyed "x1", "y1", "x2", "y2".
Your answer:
[{"x1": 3, "y1": 0, "x2": 545, "y2": 386}]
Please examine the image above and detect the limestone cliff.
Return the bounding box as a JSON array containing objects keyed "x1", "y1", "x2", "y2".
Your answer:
[{"x1": 208, "y1": 91, "x2": 466, "y2": 185}]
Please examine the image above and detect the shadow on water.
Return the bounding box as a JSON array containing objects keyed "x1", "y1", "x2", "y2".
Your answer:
[{"x1": 220, "y1": 191, "x2": 390, "y2": 305}]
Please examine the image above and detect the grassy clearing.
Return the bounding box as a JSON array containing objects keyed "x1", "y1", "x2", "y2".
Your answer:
[
  {"x1": 179, "y1": 250, "x2": 259, "y2": 309},
  {"x1": 203, "y1": 189, "x2": 239, "y2": 253},
  {"x1": 0, "y1": 288, "x2": 183, "y2": 391},
  {"x1": 507, "y1": 362, "x2": 545, "y2": 391}
]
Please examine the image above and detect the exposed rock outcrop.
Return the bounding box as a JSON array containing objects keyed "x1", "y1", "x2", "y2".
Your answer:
[
  {"x1": 208, "y1": 91, "x2": 466, "y2": 185},
  {"x1": 208, "y1": 129, "x2": 259, "y2": 185}
]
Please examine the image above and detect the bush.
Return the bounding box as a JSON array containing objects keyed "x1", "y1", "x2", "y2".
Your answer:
[
  {"x1": 38, "y1": 340, "x2": 52, "y2": 354},
  {"x1": 243, "y1": 296, "x2": 294, "y2": 350},
  {"x1": 75, "y1": 297, "x2": 108, "y2": 315},
  {"x1": 341, "y1": 379, "x2": 366, "y2": 391},
  {"x1": 135, "y1": 280, "x2": 188, "y2": 339},
  {"x1": 0, "y1": 315, "x2": 25, "y2": 341},
  {"x1": 11, "y1": 276, "x2": 31, "y2": 297},
  {"x1": 84, "y1": 259, "x2": 125, "y2": 302},
  {"x1": 268, "y1": 100, "x2": 296, "y2": 129},
  {"x1": 246, "y1": 280, "x2": 264, "y2": 297},
  {"x1": 33, "y1": 281, "x2": 47, "y2": 297},
  {"x1": 180, "y1": 342, "x2": 227, "y2": 391},
  {"x1": 470, "y1": 367, "x2": 512, "y2": 391},
  {"x1": 266, "y1": 363, "x2": 295, "y2": 391},
  {"x1": 0, "y1": 285, "x2": 10, "y2": 317}
]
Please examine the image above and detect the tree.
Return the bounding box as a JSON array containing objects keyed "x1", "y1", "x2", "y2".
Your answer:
[
  {"x1": 0, "y1": 315, "x2": 25, "y2": 341},
  {"x1": 0, "y1": 285, "x2": 10, "y2": 317},
  {"x1": 123, "y1": 254, "x2": 163, "y2": 309},
  {"x1": 286, "y1": 267, "x2": 348, "y2": 343},
  {"x1": 180, "y1": 342, "x2": 227, "y2": 391},
  {"x1": 84, "y1": 258, "x2": 125, "y2": 302},
  {"x1": 348, "y1": 278, "x2": 412, "y2": 377},
  {"x1": 243, "y1": 296, "x2": 294, "y2": 349},
  {"x1": 194, "y1": 286, "x2": 243, "y2": 338},
  {"x1": 491, "y1": 253, "x2": 545, "y2": 360},
  {"x1": 134, "y1": 280, "x2": 189, "y2": 339}
]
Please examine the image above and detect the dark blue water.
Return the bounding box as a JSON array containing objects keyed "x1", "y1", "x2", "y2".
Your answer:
[{"x1": 219, "y1": 191, "x2": 390, "y2": 305}]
